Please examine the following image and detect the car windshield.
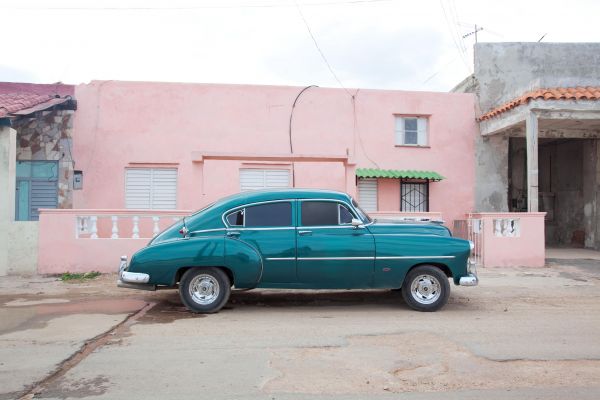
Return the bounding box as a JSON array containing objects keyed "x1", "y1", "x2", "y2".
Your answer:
[{"x1": 352, "y1": 198, "x2": 372, "y2": 223}]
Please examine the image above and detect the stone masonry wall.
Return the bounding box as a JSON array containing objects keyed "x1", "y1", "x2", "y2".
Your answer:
[{"x1": 12, "y1": 109, "x2": 75, "y2": 209}]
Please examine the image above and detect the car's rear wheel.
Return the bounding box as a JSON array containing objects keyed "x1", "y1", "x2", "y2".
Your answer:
[
  {"x1": 179, "y1": 267, "x2": 231, "y2": 313},
  {"x1": 401, "y1": 265, "x2": 450, "y2": 312}
]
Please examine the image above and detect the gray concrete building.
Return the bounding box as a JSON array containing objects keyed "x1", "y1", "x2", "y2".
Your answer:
[{"x1": 454, "y1": 42, "x2": 600, "y2": 249}]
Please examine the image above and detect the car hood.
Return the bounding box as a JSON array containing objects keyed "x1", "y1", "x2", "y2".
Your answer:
[{"x1": 367, "y1": 219, "x2": 451, "y2": 237}]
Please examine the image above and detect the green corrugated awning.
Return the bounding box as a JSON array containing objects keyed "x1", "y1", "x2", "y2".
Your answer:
[{"x1": 356, "y1": 168, "x2": 445, "y2": 181}]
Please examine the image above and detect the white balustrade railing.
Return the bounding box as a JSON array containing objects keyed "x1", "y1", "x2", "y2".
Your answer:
[
  {"x1": 76, "y1": 212, "x2": 188, "y2": 239},
  {"x1": 493, "y1": 218, "x2": 520, "y2": 237}
]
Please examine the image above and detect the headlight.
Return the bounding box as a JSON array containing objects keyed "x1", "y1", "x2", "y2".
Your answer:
[{"x1": 468, "y1": 240, "x2": 475, "y2": 253}]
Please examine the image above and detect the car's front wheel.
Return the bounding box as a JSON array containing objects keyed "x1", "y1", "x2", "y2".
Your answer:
[
  {"x1": 401, "y1": 265, "x2": 450, "y2": 312},
  {"x1": 179, "y1": 267, "x2": 231, "y2": 313}
]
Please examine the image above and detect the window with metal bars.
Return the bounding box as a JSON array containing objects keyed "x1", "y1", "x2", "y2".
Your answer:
[{"x1": 400, "y1": 180, "x2": 429, "y2": 212}]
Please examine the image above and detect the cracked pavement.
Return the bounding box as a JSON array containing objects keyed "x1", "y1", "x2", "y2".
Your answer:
[{"x1": 1, "y1": 259, "x2": 600, "y2": 399}]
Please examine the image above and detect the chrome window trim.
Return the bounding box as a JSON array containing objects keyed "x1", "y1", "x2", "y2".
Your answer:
[
  {"x1": 298, "y1": 198, "x2": 359, "y2": 227},
  {"x1": 222, "y1": 199, "x2": 295, "y2": 229}
]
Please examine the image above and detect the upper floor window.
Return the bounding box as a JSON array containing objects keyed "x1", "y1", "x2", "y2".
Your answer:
[
  {"x1": 226, "y1": 202, "x2": 292, "y2": 227},
  {"x1": 395, "y1": 116, "x2": 428, "y2": 146},
  {"x1": 240, "y1": 168, "x2": 290, "y2": 191},
  {"x1": 301, "y1": 201, "x2": 354, "y2": 226},
  {"x1": 125, "y1": 168, "x2": 177, "y2": 210}
]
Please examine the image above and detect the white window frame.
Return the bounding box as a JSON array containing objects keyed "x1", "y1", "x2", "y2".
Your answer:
[
  {"x1": 395, "y1": 116, "x2": 428, "y2": 146},
  {"x1": 125, "y1": 168, "x2": 178, "y2": 210},
  {"x1": 239, "y1": 168, "x2": 290, "y2": 191},
  {"x1": 357, "y1": 178, "x2": 378, "y2": 212}
]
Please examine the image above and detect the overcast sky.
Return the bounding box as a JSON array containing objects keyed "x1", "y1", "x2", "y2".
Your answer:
[{"x1": 1, "y1": 0, "x2": 599, "y2": 92}]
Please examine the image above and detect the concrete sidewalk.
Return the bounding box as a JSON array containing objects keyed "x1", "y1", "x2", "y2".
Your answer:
[{"x1": 1, "y1": 260, "x2": 600, "y2": 399}]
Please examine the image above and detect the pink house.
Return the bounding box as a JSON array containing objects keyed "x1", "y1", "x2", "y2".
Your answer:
[
  {"x1": 72, "y1": 81, "x2": 476, "y2": 220},
  {"x1": 0, "y1": 78, "x2": 547, "y2": 275}
]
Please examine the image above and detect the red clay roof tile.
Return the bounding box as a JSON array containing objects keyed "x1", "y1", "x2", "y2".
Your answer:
[
  {"x1": 0, "y1": 93, "x2": 61, "y2": 118},
  {"x1": 478, "y1": 87, "x2": 600, "y2": 121}
]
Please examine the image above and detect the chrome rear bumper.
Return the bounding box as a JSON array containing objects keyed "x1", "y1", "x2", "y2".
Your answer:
[{"x1": 117, "y1": 255, "x2": 155, "y2": 290}]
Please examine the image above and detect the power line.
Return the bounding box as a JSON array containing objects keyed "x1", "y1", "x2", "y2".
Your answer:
[
  {"x1": 0, "y1": 0, "x2": 396, "y2": 10},
  {"x1": 439, "y1": 0, "x2": 470, "y2": 73},
  {"x1": 294, "y1": 0, "x2": 352, "y2": 96}
]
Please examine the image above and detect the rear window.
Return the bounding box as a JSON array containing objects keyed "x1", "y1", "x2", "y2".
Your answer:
[{"x1": 226, "y1": 202, "x2": 292, "y2": 227}]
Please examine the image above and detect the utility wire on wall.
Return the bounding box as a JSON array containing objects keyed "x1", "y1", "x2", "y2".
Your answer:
[{"x1": 289, "y1": 85, "x2": 318, "y2": 186}]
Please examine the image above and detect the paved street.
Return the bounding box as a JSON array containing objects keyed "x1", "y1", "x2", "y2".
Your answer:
[{"x1": 1, "y1": 259, "x2": 600, "y2": 399}]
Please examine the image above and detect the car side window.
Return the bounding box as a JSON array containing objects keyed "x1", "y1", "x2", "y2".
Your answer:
[
  {"x1": 301, "y1": 201, "x2": 355, "y2": 226},
  {"x1": 226, "y1": 202, "x2": 292, "y2": 227},
  {"x1": 339, "y1": 204, "x2": 354, "y2": 224},
  {"x1": 226, "y1": 209, "x2": 244, "y2": 226}
]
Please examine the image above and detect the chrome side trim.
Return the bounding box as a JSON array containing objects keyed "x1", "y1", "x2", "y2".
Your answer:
[
  {"x1": 297, "y1": 225, "x2": 355, "y2": 230},
  {"x1": 267, "y1": 255, "x2": 456, "y2": 261},
  {"x1": 297, "y1": 256, "x2": 374, "y2": 260},
  {"x1": 377, "y1": 256, "x2": 456, "y2": 260},
  {"x1": 190, "y1": 228, "x2": 227, "y2": 234}
]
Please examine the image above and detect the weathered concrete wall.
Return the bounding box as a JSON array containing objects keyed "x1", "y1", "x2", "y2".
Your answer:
[
  {"x1": 7, "y1": 222, "x2": 38, "y2": 274},
  {"x1": 0, "y1": 126, "x2": 17, "y2": 276},
  {"x1": 582, "y1": 140, "x2": 599, "y2": 249},
  {"x1": 12, "y1": 110, "x2": 75, "y2": 209},
  {"x1": 474, "y1": 42, "x2": 600, "y2": 113},
  {"x1": 475, "y1": 134, "x2": 509, "y2": 212}
]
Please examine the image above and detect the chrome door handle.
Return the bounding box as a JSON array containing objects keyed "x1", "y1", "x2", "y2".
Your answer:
[
  {"x1": 298, "y1": 230, "x2": 312, "y2": 236},
  {"x1": 226, "y1": 231, "x2": 240, "y2": 237}
]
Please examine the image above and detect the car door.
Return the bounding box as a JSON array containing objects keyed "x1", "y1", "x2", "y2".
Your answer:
[
  {"x1": 224, "y1": 200, "x2": 297, "y2": 284},
  {"x1": 296, "y1": 200, "x2": 375, "y2": 288}
]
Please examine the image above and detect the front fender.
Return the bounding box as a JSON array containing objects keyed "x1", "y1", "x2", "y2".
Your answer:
[{"x1": 129, "y1": 237, "x2": 225, "y2": 285}]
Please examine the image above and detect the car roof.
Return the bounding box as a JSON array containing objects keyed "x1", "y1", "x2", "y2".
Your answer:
[{"x1": 216, "y1": 188, "x2": 352, "y2": 208}]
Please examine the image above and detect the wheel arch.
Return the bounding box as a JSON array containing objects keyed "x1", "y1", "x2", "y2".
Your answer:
[
  {"x1": 175, "y1": 266, "x2": 235, "y2": 287},
  {"x1": 406, "y1": 262, "x2": 453, "y2": 281}
]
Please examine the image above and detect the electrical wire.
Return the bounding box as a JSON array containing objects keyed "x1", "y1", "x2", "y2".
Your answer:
[
  {"x1": 288, "y1": 85, "x2": 318, "y2": 186},
  {"x1": 1, "y1": 0, "x2": 396, "y2": 10},
  {"x1": 294, "y1": 0, "x2": 352, "y2": 97}
]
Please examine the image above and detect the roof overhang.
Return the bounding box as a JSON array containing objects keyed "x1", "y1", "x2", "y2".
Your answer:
[
  {"x1": 356, "y1": 168, "x2": 444, "y2": 181},
  {"x1": 480, "y1": 99, "x2": 600, "y2": 136},
  {"x1": 191, "y1": 151, "x2": 355, "y2": 165}
]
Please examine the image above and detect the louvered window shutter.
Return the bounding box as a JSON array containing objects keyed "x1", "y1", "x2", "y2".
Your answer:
[
  {"x1": 357, "y1": 178, "x2": 378, "y2": 212},
  {"x1": 240, "y1": 169, "x2": 290, "y2": 191},
  {"x1": 126, "y1": 168, "x2": 177, "y2": 209}
]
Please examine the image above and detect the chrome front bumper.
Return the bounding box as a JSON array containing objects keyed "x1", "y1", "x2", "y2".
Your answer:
[
  {"x1": 459, "y1": 274, "x2": 478, "y2": 286},
  {"x1": 459, "y1": 255, "x2": 479, "y2": 286},
  {"x1": 117, "y1": 255, "x2": 155, "y2": 290}
]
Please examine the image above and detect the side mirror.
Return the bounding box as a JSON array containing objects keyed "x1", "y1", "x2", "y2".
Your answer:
[{"x1": 351, "y1": 218, "x2": 363, "y2": 228}]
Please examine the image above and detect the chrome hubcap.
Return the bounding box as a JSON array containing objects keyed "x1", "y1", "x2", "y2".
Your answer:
[
  {"x1": 189, "y1": 274, "x2": 220, "y2": 305},
  {"x1": 410, "y1": 274, "x2": 441, "y2": 305}
]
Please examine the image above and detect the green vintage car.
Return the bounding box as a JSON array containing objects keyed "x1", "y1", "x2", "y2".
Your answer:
[{"x1": 118, "y1": 189, "x2": 477, "y2": 312}]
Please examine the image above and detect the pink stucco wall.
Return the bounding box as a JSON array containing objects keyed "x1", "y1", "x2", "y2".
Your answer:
[
  {"x1": 71, "y1": 81, "x2": 477, "y2": 228},
  {"x1": 470, "y1": 212, "x2": 547, "y2": 267}
]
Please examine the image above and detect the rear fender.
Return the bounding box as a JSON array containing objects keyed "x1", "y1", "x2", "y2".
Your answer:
[{"x1": 224, "y1": 238, "x2": 263, "y2": 288}]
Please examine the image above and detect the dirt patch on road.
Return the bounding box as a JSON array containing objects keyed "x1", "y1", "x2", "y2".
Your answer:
[{"x1": 264, "y1": 332, "x2": 600, "y2": 394}]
